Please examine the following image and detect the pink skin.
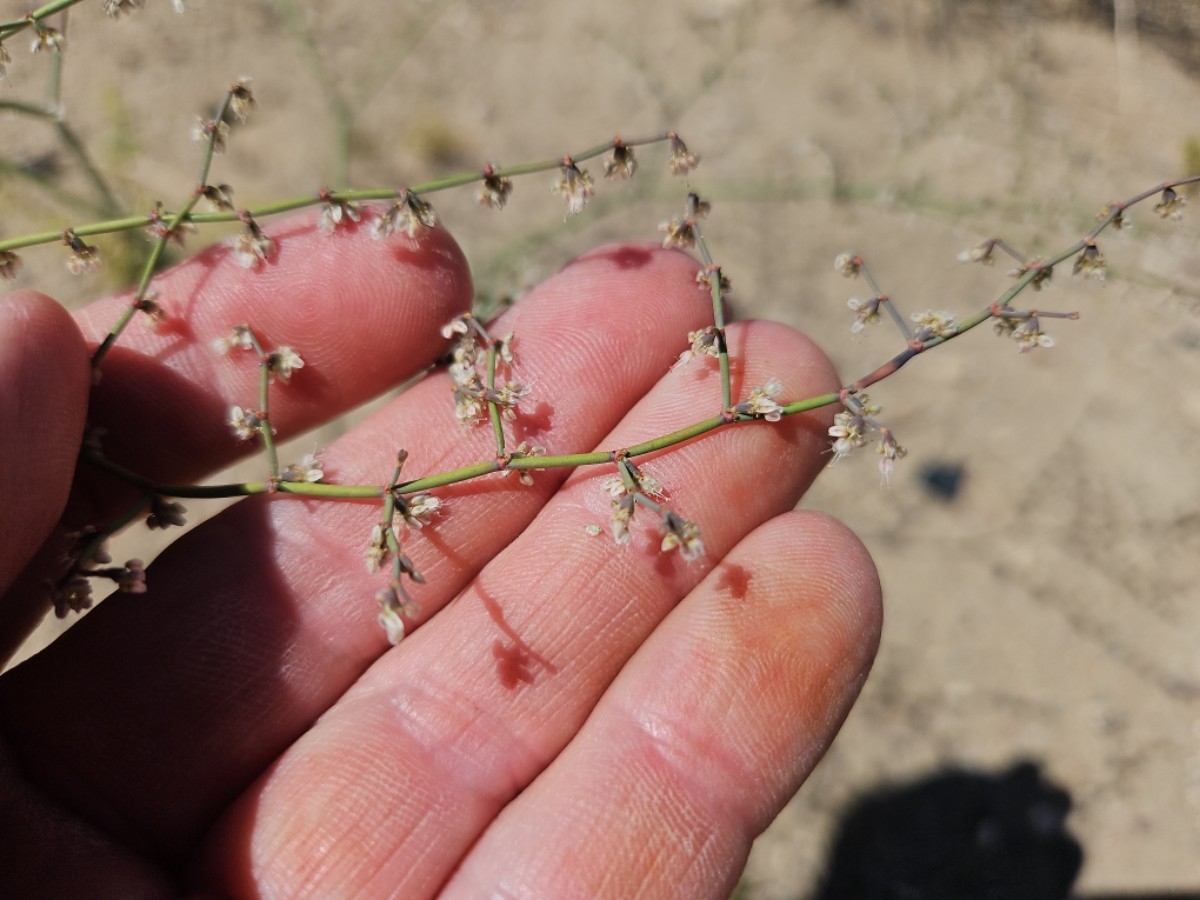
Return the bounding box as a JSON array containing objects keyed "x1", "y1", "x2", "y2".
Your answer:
[{"x1": 0, "y1": 214, "x2": 880, "y2": 899}]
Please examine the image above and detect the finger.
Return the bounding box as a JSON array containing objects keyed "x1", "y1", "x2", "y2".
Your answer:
[
  {"x1": 193, "y1": 317, "x2": 840, "y2": 897},
  {"x1": 0, "y1": 293, "x2": 90, "y2": 655},
  {"x1": 0, "y1": 244, "x2": 717, "y2": 860},
  {"x1": 443, "y1": 512, "x2": 881, "y2": 899},
  {"x1": 73, "y1": 211, "x2": 472, "y2": 491}
]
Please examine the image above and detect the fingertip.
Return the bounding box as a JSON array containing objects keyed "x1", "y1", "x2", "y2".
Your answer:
[{"x1": 0, "y1": 292, "x2": 90, "y2": 594}]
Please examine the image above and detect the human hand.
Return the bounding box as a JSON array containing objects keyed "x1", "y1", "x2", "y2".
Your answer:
[{"x1": 0, "y1": 218, "x2": 881, "y2": 898}]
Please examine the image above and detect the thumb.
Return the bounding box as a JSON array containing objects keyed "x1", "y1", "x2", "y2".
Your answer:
[{"x1": 0, "y1": 292, "x2": 90, "y2": 645}]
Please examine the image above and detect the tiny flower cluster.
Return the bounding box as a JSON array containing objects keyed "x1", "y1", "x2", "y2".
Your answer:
[
  {"x1": 373, "y1": 190, "x2": 437, "y2": 240},
  {"x1": 552, "y1": 157, "x2": 595, "y2": 216},
  {"x1": 478, "y1": 163, "x2": 514, "y2": 209},
  {"x1": 367, "y1": 451, "x2": 446, "y2": 645},
  {"x1": 658, "y1": 192, "x2": 711, "y2": 250},
  {"x1": 317, "y1": 190, "x2": 362, "y2": 234},
  {"x1": 730, "y1": 378, "x2": 785, "y2": 422},
  {"x1": 62, "y1": 229, "x2": 102, "y2": 275},
  {"x1": 990, "y1": 307, "x2": 1076, "y2": 353},
  {"x1": 673, "y1": 325, "x2": 722, "y2": 369},
  {"x1": 827, "y1": 394, "x2": 907, "y2": 484},
  {"x1": 191, "y1": 78, "x2": 253, "y2": 157},
  {"x1": 602, "y1": 460, "x2": 703, "y2": 560},
  {"x1": 442, "y1": 314, "x2": 527, "y2": 426},
  {"x1": 910, "y1": 310, "x2": 958, "y2": 342},
  {"x1": 500, "y1": 441, "x2": 547, "y2": 486},
  {"x1": 50, "y1": 537, "x2": 148, "y2": 619},
  {"x1": 233, "y1": 213, "x2": 275, "y2": 268}
]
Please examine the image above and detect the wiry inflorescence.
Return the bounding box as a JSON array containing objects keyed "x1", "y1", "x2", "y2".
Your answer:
[{"x1": 3, "y1": 1, "x2": 1195, "y2": 644}]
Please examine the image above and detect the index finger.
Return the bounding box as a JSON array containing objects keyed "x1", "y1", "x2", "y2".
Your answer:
[{"x1": 73, "y1": 211, "x2": 473, "y2": 490}]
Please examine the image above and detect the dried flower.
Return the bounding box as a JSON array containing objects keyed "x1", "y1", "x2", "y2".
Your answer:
[
  {"x1": 673, "y1": 326, "x2": 721, "y2": 369},
  {"x1": 504, "y1": 441, "x2": 545, "y2": 486},
  {"x1": 228, "y1": 77, "x2": 255, "y2": 123},
  {"x1": 63, "y1": 231, "x2": 102, "y2": 275},
  {"x1": 441, "y1": 314, "x2": 473, "y2": 340},
  {"x1": 53, "y1": 575, "x2": 92, "y2": 617},
  {"x1": 135, "y1": 292, "x2": 164, "y2": 323},
  {"x1": 1154, "y1": 187, "x2": 1186, "y2": 220},
  {"x1": 201, "y1": 183, "x2": 236, "y2": 211},
  {"x1": 233, "y1": 217, "x2": 275, "y2": 268},
  {"x1": 605, "y1": 492, "x2": 633, "y2": 546},
  {"x1": 1011, "y1": 317, "x2": 1055, "y2": 353},
  {"x1": 366, "y1": 524, "x2": 391, "y2": 573},
  {"x1": 398, "y1": 493, "x2": 441, "y2": 529},
  {"x1": 551, "y1": 158, "x2": 595, "y2": 216},
  {"x1": 847, "y1": 296, "x2": 883, "y2": 333},
  {"x1": 487, "y1": 380, "x2": 531, "y2": 419},
  {"x1": 957, "y1": 239, "x2": 997, "y2": 265},
  {"x1": 212, "y1": 324, "x2": 256, "y2": 355},
  {"x1": 1072, "y1": 242, "x2": 1107, "y2": 281},
  {"x1": 280, "y1": 453, "x2": 324, "y2": 484},
  {"x1": 193, "y1": 117, "x2": 230, "y2": 154},
  {"x1": 478, "y1": 165, "x2": 514, "y2": 209},
  {"x1": 695, "y1": 266, "x2": 731, "y2": 295},
  {"x1": 659, "y1": 216, "x2": 695, "y2": 249},
  {"x1": 317, "y1": 197, "x2": 362, "y2": 234},
  {"x1": 375, "y1": 582, "x2": 421, "y2": 646},
  {"x1": 666, "y1": 132, "x2": 699, "y2": 176},
  {"x1": 1009, "y1": 260, "x2": 1055, "y2": 291},
  {"x1": 118, "y1": 559, "x2": 147, "y2": 594},
  {"x1": 829, "y1": 409, "x2": 869, "y2": 463},
  {"x1": 267, "y1": 346, "x2": 304, "y2": 382},
  {"x1": 877, "y1": 427, "x2": 907, "y2": 485},
  {"x1": 228, "y1": 405, "x2": 265, "y2": 441},
  {"x1": 0, "y1": 250, "x2": 21, "y2": 280},
  {"x1": 834, "y1": 252, "x2": 861, "y2": 278},
  {"x1": 372, "y1": 191, "x2": 437, "y2": 239},
  {"x1": 1098, "y1": 201, "x2": 1131, "y2": 230},
  {"x1": 30, "y1": 25, "x2": 64, "y2": 55},
  {"x1": 103, "y1": 0, "x2": 144, "y2": 17},
  {"x1": 660, "y1": 510, "x2": 703, "y2": 560},
  {"x1": 910, "y1": 310, "x2": 958, "y2": 341},
  {"x1": 604, "y1": 141, "x2": 638, "y2": 180},
  {"x1": 146, "y1": 496, "x2": 187, "y2": 530},
  {"x1": 732, "y1": 378, "x2": 785, "y2": 422}
]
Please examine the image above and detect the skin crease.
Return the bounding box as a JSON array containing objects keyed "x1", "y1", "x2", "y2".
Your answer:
[{"x1": 0, "y1": 213, "x2": 881, "y2": 899}]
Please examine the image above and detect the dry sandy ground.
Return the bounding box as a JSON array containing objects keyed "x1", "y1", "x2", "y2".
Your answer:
[{"x1": 3, "y1": 0, "x2": 1199, "y2": 896}]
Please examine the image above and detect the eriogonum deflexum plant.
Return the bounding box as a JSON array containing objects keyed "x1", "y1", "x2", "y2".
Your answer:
[{"x1": 2, "y1": 1, "x2": 1198, "y2": 644}]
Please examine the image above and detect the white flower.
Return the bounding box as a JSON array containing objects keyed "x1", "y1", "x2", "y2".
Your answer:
[
  {"x1": 834, "y1": 253, "x2": 860, "y2": 278},
  {"x1": 401, "y1": 494, "x2": 441, "y2": 529},
  {"x1": 376, "y1": 588, "x2": 406, "y2": 645},
  {"x1": 234, "y1": 223, "x2": 274, "y2": 267},
  {"x1": 847, "y1": 297, "x2": 882, "y2": 333},
  {"x1": 672, "y1": 327, "x2": 720, "y2": 370},
  {"x1": 365, "y1": 524, "x2": 390, "y2": 572},
  {"x1": 281, "y1": 453, "x2": 324, "y2": 483},
  {"x1": 828, "y1": 410, "x2": 868, "y2": 463},
  {"x1": 551, "y1": 161, "x2": 595, "y2": 215},
  {"x1": 228, "y1": 405, "x2": 262, "y2": 441},
  {"x1": 372, "y1": 192, "x2": 437, "y2": 239},
  {"x1": 268, "y1": 346, "x2": 304, "y2": 382},
  {"x1": 910, "y1": 310, "x2": 958, "y2": 341},
  {"x1": 732, "y1": 378, "x2": 784, "y2": 422},
  {"x1": 317, "y1": 198, "x2": 362, "y2": 234},
  {"x1": 666, "y1": 133, "x2": 699, "y2": 176},
  {"x1": 212, "y1": 324, "x2": 255, "y2": 355}
]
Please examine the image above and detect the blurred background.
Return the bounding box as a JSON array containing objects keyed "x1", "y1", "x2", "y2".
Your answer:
[{"x1": 2, "y1": 1, "x2": 1199, "y2": 896}]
